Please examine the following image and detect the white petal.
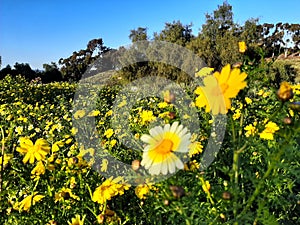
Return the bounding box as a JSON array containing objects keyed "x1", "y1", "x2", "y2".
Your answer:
[
  {"x1": 149, "y1": 126, "x2": 164, "y2": 141},
  {"x1": 176, "y1": 137, "x2": 191, "y2": 152},
  {"x1": 176, "y1": 124, "x2": 184, "y2": 134},
  {"x1": 143, "y1": 145, "x2": 151, "y2": 152},
  {"x1": 149, "y1": 163, "x2": 162, "y2": 175},
  {"x1": 161, "y1": 162, "x2": 168, "y2": 175},
  {"x1": 167, "y1": 156, "x2": 176, "y2": 174},
  {"x1": 164, "y1": 123, "x2": 171, "y2": 133},
  {"x1": 175, "y1": 158, "x2": 184, "y2": 170},
  {"x1": 177, "y1": 127, "x2": 188, "y2": 137},
  {"x1": 141, "y1": 153, "x2": 153, "y2": 169},
  {"x1": 170, "y1": 122, "x2": 179, "y2": 133},
  {"x1": 141, "y1": 134, "x2": 157, "y2": 144}
]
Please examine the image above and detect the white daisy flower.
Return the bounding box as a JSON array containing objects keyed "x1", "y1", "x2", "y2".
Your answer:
[{"x1": 140, "y1": 122, "x2": 191, "y2": 175}]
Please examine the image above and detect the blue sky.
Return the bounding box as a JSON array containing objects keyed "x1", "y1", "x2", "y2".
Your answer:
[{"x1": 1, "y1": 0, "x2": 299, "y2": 69}]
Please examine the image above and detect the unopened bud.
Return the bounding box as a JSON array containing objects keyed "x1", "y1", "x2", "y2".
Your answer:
[
  {"x1": 131, "y1": 160, "x2": 140, "y2": 171},
  {"x1": 97, "y1": 214, "x2": 105, "y2": 224},
  {"x1": 164, "y1": 91, "x2": 176, "y2": 104},
  {"x1": 169, "y1": 185, "x2": 185, "y2": 198},
  {"x1": 277, "y1": 81, "x2": 293, "y2": 102},
  {"x1": 168, "y1": 112, "x2": 176, "y2": 119},
  {"x1": 222, "y1": 191, "x2": 232, "y2": 200},
  {"x1": 283, "y1": 117, "x2": 292, "y2": 125}
]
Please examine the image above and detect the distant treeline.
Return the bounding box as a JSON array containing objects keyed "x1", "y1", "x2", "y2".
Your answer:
[{"x1": 0, "y1": 1, "x2": 299, "y2": 83}]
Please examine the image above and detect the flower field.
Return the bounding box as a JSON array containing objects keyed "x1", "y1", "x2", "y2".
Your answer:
[{"x1": 0, "y1": 62, "x2": 300, "y2": 224}]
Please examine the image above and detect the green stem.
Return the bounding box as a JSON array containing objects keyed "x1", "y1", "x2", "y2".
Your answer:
[
  {"x1": 238, "y1": 147, "x2": 284, "y2": 219},
  {"x1": 238, "y1": 109, "x2": 245, "y2": 143},
  {"x1": 0, "y1": 126, "x2": 5, "y2": 193},
  {"x1": 185, "y1": 219, "x2": 191, "y2": 225},
  {"x1": 102, "y1": 200, "x2": 107, "y2": 215},
  {"x1": 232, "y1": 143, "x2": 247, "y2": 218},
  {"x1": 231, "y1": 117, "x2": 236, "y2": 144}
]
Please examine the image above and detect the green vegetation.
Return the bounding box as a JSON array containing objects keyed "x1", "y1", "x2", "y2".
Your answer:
[{"x1": 0, "y1": 1, "x2": 300, "y2": 225}]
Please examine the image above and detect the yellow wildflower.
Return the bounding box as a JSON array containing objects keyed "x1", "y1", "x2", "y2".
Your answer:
[
  {"x1": 195, "y1": 64, "x2": 247, "y2": 114},
  {"x1": 157, "y1": 102, "x2": 169, "y2": 109},
  {"x1": 140, "y1": 110, "x2": 156, "y2": 125},
  {"x1": 88, "y1": 110, "x2": 100, "y2": 117},
  {"x1": 0, "y1": 153, "x2": 13, "y2": 170},
  {"x1": 16, "y1": 137, "x2": 50, "y2": 164},
  {"x1": 118, "y1": 99, "x2": 127, "y2": 108},
  {"x1": 233, "y1": 109, "x2": 241, "y2": 120},
  {"x1": 54, "y1": 187, "x2": 80, "y2": 203},
  {"x1": 92, "y1": 176, "x2": 131, "y2": 204},
  {"x1": 202, "y1": 180, "x2": 211, "y2": 194},
  {"x1": 70, "y1": 177, "x2": 77, "y2": 189},
  {"x1": 31, "y1": 161, "x2": 46, "y2": 178},
  {"x1": 105, "y1": 110, "x2": 113, "y2": 116},
  {"x1": 292, "y1": 84, "x2": 300, "y2": 95},
  {"x1": 245, "y1": 97, "x2": 252, "y2": 104},
  {"x1": 104, "y1": 129, "x2": 114, "y2": 138},
  {"x1": 188, "y1": 141, "x2": 203, "y2": 157},
  {"x1": 74, "y1": 109, "x2": 86, "y2": 119},
  {"x1": 238, "y1": 41, "x2": 247, "y2": 53},
  {"x1": 259, "y1": 121, "x2": 280, "y2": 140},
  {"x1": 67, "y1": 214, "x2": 85, "y2": 225},
  {"x1": 135, "y1": 184, "x2": 150, "y2": 199},
  {"x1": 244, "y1": 122, "x2": 257, "y2": 137},
  {"x1": 110, "y1": 139, "x2": 117, "y2": 147},
  {"x1": 184, "y1": 160, "x2": 200, "y2": 171},
  {"x1": 52, "y1": 140, "x2": 64, "y2": 152},
  {"x1": 71, "y1": 127, "x2": 78, "y2": 135},
  {"x1": 13, "y1": 192, "x2": 44, "y2": 212}
]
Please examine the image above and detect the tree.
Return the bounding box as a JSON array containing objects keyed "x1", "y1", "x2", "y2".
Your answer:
[
  {"x1": 129, "y1": 27, "x2": 148, "y2": 42},
  {"x1": 187, "y1": 1, "x2": 241, "y2": 69},
  {"x1": 41, "y1": 62, "x2": 63, "y2": 83},
  {"x1": 0, "y1": 65, "x2": 12, "y2": 80},
  {"x1": 13, "y1": 62, "x2": 37, "y2": 81},
  {"x1": 59, "y1": 38, "x2": 111, "y2": 81},
  {"x1": 201, "y1": 1, "x2": 234, "y2": 41},
  {"x1": 154, "y1": 21, "x2": 193, "y2": 46}
]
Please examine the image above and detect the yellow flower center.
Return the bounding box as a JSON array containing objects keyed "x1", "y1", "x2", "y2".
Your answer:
[
  {"x1": 212, "y1": 83, "x2": 228, "y2": 96},
  {"x1": 220, "y1": 83, "x2": 229, "y2": 93},
  {"x1": 155, "y1": 139, "x2": 173, "y2": 154},
  {"x1": 34, "y1": 144, "x2": 41, "y2": 152}
]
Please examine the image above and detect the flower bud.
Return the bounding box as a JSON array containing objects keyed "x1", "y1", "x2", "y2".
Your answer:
[
  {"x1": 277, "y1": 81, "x2": 293, "y2": 102},
  {"x1": 169, "y1": 185, "x2": 185, "y2": 198},
  {"x1": 164, "y1": 91, "x2": 176, "y2": 104},
  {"x1": 97, "y1": 214, "x2": 105, "y2": 224},
  {"x1": 233, "y1": 62, "x2": 242, "y2": 68},
  {"x1": 283, "y1": 117, "x2": 292, "y2": 125},
  {"x1": 168, "y1": 112, "x2": 176, "y2": 119},
  {"x1": 131, "y1": 160, "x2": 140, "y2": 171},
  {"x1": 222, "y1": 191, "x2": 232, "y2": 200}
]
